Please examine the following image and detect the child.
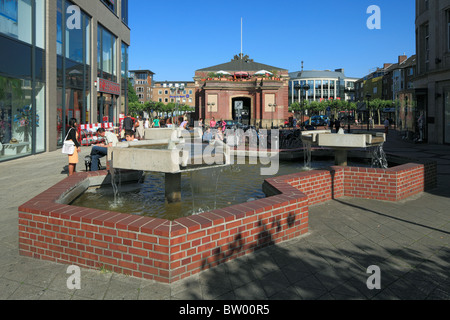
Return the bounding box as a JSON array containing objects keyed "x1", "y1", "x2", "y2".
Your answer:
[{"x1": 125, "y1": 130, "x2": 138, "y2": 142}]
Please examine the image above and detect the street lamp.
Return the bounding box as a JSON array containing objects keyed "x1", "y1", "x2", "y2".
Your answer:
[
  {"x1": 365, "y1": 94, "x2": 371, "y2": 131},
  {"x1": 268, "y1": 103, "x2": 277, "y2": 129},
  {"x1": 294, "y1": 83, "x2": 310, "y2": 125}
]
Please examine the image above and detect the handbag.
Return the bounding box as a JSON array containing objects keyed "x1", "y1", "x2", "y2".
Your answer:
[{"x1": 62, "y1": 128, "x2": 75, "y2": 155}]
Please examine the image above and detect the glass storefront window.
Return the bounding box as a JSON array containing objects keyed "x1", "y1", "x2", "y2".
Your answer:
[
  {"x1": 445, "y1": 91, "x2": 450, "y2": 144},
  {"x1": 0, "y1": 0, "x2": 32, "y2": 44},
  {"x1": 65, "y1": 1, "x2": 83, "y2": 63},
  {"x1": 35, "y1": 0, "x2": 44, "y2": 49},
  {"x1": 0, "y1": 75, "x2": 32, "y2": 159},
  {"x1": 35, "y1": 81, "x2": 45, "y2": 153},
  {"x1": 121, "y1": 42, "x2": 128, "y2": 114},
  {"x1": 98, "y1": 25, "x2": 116, "y2": 82},
  {"x1": 57, "y1": 0, "x2": 91, "y2": 145},
  {"x1": 57, "y1": 0, "x2": 62, "y2": 55}
]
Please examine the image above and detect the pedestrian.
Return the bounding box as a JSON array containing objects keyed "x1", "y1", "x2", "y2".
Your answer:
[
  {"x1": 66, "y1": 118, "x2": 81, "y2": 176},
  {"x1": 329, "y1": 118, "x2": 335, "y2": 131},
  {"x1": 166, "y1": 117, "x2": 173, "y2": 128},
  {"x1": 210, "y1": 117, "x2": 216, "y2": 128},
  {"x1": 144, "y1": 118, "x2": 150, "y2": 129},
  {"x1": 89, "y1": 128, "x2": 119, "y2": 171},
  {"x1": 384, "y1": 118, "x2": 390, "y2": 135},
  {"x1": 136, "y1": 116, "x2": 144, "y2": 139},
  {"x1": 122, "y1": 113, "x2": 134, "y2": 132},
  {"x1": 220, "y1": 118, "x2": 226, "y2": 133},
  {"x1": 335, "y1": 118, "x2": 341, "y2": 133},
  {"x1": 153, "y1": 116, "x2": 160, "y2": 128}
]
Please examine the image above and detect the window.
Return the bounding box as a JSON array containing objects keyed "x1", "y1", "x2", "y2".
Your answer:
[
  {"x1": 121, "y1": 0, "x2": 128, "y2": 25},
  {"x1": 424, "y1": 23, "x2": 430, "y2": 72},
  {"x1": 100, "y1": 0, "x2": 115, "y2": 13},
  {"x1": 97, "y1": 24, "x2": 116, "y2": 81},
  {"x1": 0, "y1": 0, "x2": 32, "y2": 44},
  {"x1": 447, "y1": 10, "x2": 450, "y2": 52}
]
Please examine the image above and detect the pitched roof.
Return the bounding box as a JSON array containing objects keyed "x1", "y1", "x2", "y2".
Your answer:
[
  {"x1": 196, "y1": 54, "x2": 287, "y2": 73},
  {"x1": 288, "y1": 70, "x2": 347, "y2": 80}
]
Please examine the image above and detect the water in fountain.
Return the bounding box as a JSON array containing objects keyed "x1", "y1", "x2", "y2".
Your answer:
[
  {"x1": 302, "y1": 140, "x2": 313, "y2": 170},
  {"x1": 370, "y1": 144, "x2": 388, "y2": 169},
  {"x1": 73, "y1": 159, "x2": 334, "y2": 220},
  {"x1": 108, "y1": 156, "x2": 123, "y2": 209}
]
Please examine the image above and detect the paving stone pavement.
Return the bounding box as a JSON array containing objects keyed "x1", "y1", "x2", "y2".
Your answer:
[{"x1": 0, "y1": 129, "x2": 449, "y2": 300}]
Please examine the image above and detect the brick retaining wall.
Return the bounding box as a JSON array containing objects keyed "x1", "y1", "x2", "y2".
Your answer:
[{"x1": 18, "y1": 161, "x2": 436, "y2": 283}]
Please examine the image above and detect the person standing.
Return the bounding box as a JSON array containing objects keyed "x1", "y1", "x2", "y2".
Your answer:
[
  {"x1": 210, "y1": 117, "x2": 216, "y2": 128},
  {"x1": 67, "y1": 118, "x2": 81, "y2": 176},
  {"x1": 153, "y1": 116, "x2": 160, "y2": 128},
  {"x1": 136, "y1": 116, "x2": 145, "y2": 139},
  {"x1": 123, "y1": 113, "x2": 134, "y2": 132},
  {"x1": 384, "y1": 118, "x2": 390, "y2": 135},
  {"x1": 335, "y1": 118, "x2": 341, "y2": 133}
]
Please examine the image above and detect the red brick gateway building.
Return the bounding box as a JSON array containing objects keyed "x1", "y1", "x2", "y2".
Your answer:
[{"x1": 194, "y1": 54, "x2": 290, "y2": 128}]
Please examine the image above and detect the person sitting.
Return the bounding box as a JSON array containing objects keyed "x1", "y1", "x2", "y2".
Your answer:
[
  {"x1": 202, "y1": 126, "x2": 213, "y2": 142},
  {"x1": 179, "y1": 116, "x2": 188, "y2": 130},
  {"x1": 89, "y1": 127, "x2": 119, "y2": 171},
  {"x1": 125, "y1": 130, "x2": 138, "y2": 142}
]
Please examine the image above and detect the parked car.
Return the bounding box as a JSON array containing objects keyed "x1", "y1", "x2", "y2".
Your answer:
[
  {"x1": 224, "y1": 120, "x2": 250, "y2": 131},
  {"x1": 304, "y1": 115, "x2": 329, "y2": 126}
]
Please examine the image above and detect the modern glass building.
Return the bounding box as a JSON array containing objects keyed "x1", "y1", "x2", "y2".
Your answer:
[
  {"x1": 288, "y1": 69, "x2": 358, "y2": 105},
  {"x1": 0, "y1": 0, "x2": 130, "y2": 162}
]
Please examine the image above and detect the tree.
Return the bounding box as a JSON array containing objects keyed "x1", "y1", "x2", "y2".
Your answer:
[
  {"x1": 128, "y1": 101, "x2": 143, "y2": 118},
  {"x1": 127, "y1": 80, "x2": 139, "y2": 104}
]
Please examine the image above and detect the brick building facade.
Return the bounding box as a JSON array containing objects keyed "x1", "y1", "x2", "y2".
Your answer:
[{"x1": 194, "y1": 54, "x2": 290, "y2": 128}]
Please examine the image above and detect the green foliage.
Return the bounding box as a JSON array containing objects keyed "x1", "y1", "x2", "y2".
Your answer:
[{"x1": 127, "y1": 80, "x2": 139, "y2": 104}]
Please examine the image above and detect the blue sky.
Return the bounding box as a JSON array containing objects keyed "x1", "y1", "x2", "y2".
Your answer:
[{"x1": 128, "y1": 0, "x2": 415, "y2": 81}]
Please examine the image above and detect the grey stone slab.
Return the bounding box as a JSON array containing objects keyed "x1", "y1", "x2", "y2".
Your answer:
[
  {"x1": 138, "y1": 281, "x2": 170, "y2": 300},
  {"x1": 0, "y1": 278, "x2": 21, "y2": 299},
  {"x1": 103, "y1": 274, "x2": 142, "y2": 300},
  {"x1": 6, "y1": 283, "x2": 47, "y2": 300},
  {"x1": 292, "y1": 284, "x2": 328, "y2": 300},
  {"x1": 233, "y1": 280, "x2": 268, "y2": 300},
  {"x1": 259, "y1": 270, "x2": 291, "y2": 298}
]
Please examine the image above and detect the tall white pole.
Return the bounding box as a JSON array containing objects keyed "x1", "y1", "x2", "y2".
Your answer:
[{"x1": 241, "y1": 17, "x2": 243, "y2": 56}]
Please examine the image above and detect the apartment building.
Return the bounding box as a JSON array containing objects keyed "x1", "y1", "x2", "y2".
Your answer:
[{"x1": 414, "y1": 0, "x2": 450, "y2": 144}]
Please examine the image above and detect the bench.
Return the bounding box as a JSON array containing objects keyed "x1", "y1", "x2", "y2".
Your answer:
[{"x1": 1, "y1": 142, "x2": 30, "y2": 156}]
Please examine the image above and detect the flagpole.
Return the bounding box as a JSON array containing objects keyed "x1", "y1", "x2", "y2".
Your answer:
[{"x1": 241, "y1": 17, "x2": 243, "y2": 57}]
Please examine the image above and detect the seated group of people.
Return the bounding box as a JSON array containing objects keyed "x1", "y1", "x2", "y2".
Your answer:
[
  {"x1": 88, "y1": 116, "x2": 190, "y2": 171},
  {"x1": 88, "y1": 128, "x2": 137, "y2": 171}
]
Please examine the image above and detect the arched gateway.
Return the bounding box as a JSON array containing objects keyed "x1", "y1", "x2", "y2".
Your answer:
[{"x1": 194, "y1": 54, "x2": 290, "y2": 128}]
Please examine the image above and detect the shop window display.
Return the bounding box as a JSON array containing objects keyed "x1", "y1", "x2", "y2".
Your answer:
[{"x1": 0, "y1": 75, "x2": 32, "y2": 159}]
